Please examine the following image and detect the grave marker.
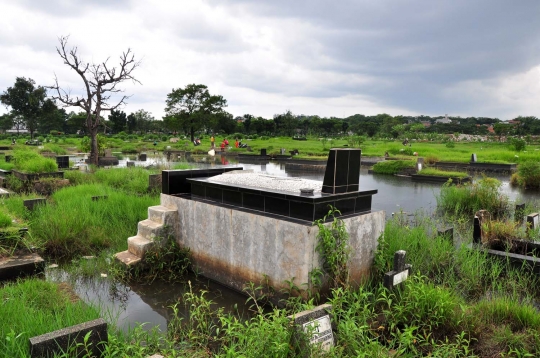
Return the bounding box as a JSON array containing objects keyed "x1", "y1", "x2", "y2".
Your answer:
[
  {"x1": 288, "y1": 304, "x2": 334, "y2": 355},
  {"x1": 473, "y1": 215, "x2": 482, "y2": 244},
  {"x1": 127, "y1": 161, "x2": 135, "y2": 167},
  {"x1": 471, "y1": 153, "x2": 477, "y2": 162},
  {"x1": 384, "y1": 250, "x2": 412, "y2": 290},
  {"x1": 416, "y1": 157, "x2": 424, "y2": 172},
  {"x1": 24, "y1": 198, "x2": 46, "y2": 211},
  {"x1": 527, "y1": 213, "x2": 539, "y2": 235}
]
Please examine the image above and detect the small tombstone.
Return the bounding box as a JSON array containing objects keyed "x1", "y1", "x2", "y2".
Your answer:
[
  {"x1": 5, "y1": 155, "x2": 11, "y2": 162},
  {"x1": 515, "y1": 203, "x2": 525, "y2": 222},
  {"x1": 24, "y1": 198, "x2": 46, "y2": 212},
  {"x1": 437, "y1": 227, "x2": 454, "y2": 242},
  {"x1": 471, "y1": 153, "x2": 477, "y2": 163},
  {"x1": 260, "y1": 148, "x2": 267, "y2": 156},
  {"x1": 92, "y1": 195, "x2": 108, "y2": 201},
  {"x1": 104, "y1": 149, "x2": 112, "y2": 157},
  {"x1": 126, "y1": 161, "x2": 135, "y2": 167},
  {"x1": 288, "y1": 304, "x2": 334, "y2": 355},
  {"x1": 416, "y1": 157, "x2": 424, "y2": 172},
  {"x1": 139, "y1": 153, "x2": 147, "y2": 161},
  {"x1": 281, "y1": 148, "x2": 286, "y2": 155},
  {"x1": 527, "y1": 213, "x2": 539, "y2": 234},
  {"x1": 384, "y1": 250, "x2": 412, "y2": 290},
  {"x1": 473, "y1": 215, "x2": 482, "y2": 244}
]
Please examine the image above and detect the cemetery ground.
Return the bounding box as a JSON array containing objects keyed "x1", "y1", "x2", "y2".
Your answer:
[{"x1": 2, "y1": 137, "x2": 540, "y2": 356}]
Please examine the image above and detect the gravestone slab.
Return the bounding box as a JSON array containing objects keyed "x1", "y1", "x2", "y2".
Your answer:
[
  {"x1": 288, "y1": 304, "x2": 334, "y2": 355},
  {"x1": 104, "y1": 149, "x2": 112, "y2": 157},
  {"x1": 471, "y1": 153, "x2": 477, "y2": 163},
  {"x1": 24, "y1": 198, "x2": 46, "y2": 211},
  {"x1": 416, "y1": 157, "x2": 424, "y2": 172},
  {"x1": 527, "y1": 213, "x2": 539, "y2": 233},
  {"x1": 138, "y1": 153, "x2": 147, "y2": 161},
  {"x1": 260, "y1": 148, "x2": 267, "y2": 156},
  {"x1": 473, "y1": 215, "x2": 482, "y2": 244},
  {"x1": 322, "y1": 148, "x2": 361, "y2": 194},
  {"x1": 127, "y1": 161, "x2": 135, "y2": 167},
  {"x1": 384, "y1": 250, "x2": 412, "y2": 290},
  {"x1": 29, "y1": 318, "x2": 107, "y2": 358},
  {"x1": 0, "y1": 253, "x2": 45, "y2": 281}
]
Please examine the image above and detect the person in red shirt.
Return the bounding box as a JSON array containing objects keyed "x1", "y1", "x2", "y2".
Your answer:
[
  {"x1": 235, "y1": 138, "x2": 239, "y2": 148},
  {"x1": 220, "y1": 141, "x2": 225, "y2": 152}
]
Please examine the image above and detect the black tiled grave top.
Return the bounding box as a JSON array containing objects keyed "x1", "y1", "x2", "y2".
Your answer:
[
  {"x1": 186, "y1": 176, "x2": 377, "y2": 223},
  {"x1": 162, "y1": 168, "x2": 243, "y2": 195}
]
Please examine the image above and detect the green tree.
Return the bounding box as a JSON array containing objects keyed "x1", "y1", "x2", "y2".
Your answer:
[
  {"x1": 165, "y1": 84, "x2": 227, "y2": 142},
  {"x1": 108, "y1": 109, "x2": 127, "y2": 133},
  {"x1": 51, "y1": 36, "x2": 140, "y2": 165},
  {"x1": 0, "y1": 77, "x2": 54, "y2": 139},
  {"x1": 0, "y1": 113, "x2": 14, "y2": 133},
  {"x1": 132, "y1": 109, "x2": 154, "y2": 133}
]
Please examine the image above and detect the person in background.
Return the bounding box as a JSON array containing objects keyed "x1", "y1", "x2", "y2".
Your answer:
[
  {"x1": 210, "y1": 135, "x2": 215, "y2": 148},
  {"x1": 220, "y1": 140, "x2": 225, "y2": 152},
  {"x1": 224, "y1": 138, "x2": 229, "y2": 146},
  {"x1": 235, "y1": 138, "x2": 239, "y2": 148}
]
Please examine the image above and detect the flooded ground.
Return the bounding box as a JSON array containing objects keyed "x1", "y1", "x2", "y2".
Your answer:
[{"x1": 57, "y1": 153, "x2": 540, "y2": 333}]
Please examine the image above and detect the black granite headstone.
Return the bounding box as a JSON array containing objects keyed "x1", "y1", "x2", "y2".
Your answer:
[
  {"x1": 471, "y1": 153, "x2": 477, "y2": 162},
  {"x1": 260, "y1": 148, "x2": 267, "y2": 156},
  {"x1": 24, "y1": 198, "x2": 47, "y2": 211},
  {"x1": 139, "y1": 153, "x2": 147, "y2": 161},
  {"x1": 322, "y1": 148, "x2": 361, "y2": 194},
  {"x1": 55, "y1": 156, "x2": 70, "y2": 169}
]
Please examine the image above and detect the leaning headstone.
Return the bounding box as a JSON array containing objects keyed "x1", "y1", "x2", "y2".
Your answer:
[
  {"x1": 126, "y1": 161, "x2": 135, "y2": 167},
  {"x1": 29, "y1": 318, "x2": 107, "y2": 358},
  {"x1": 384, "y1": 250, "x2": 412, "y2": 290},
  {"x1": 527, "y1": 213, "x2": 539, "y2": 234},
  {"x1": 288, "y1": 304, "x2": 334, "y2": 355},
  {"x1": 24, "y1": 198, "x2": 46, "y2": 211},
  {"x1": 471, "y1": 153, "x2": 477, "y2": 163},
  {"x1": 515, "y1": 203, "x2": 525, "y2": 222},
  {"x1": 416, "y1": 157, "x2": 424, "y2": 172}
]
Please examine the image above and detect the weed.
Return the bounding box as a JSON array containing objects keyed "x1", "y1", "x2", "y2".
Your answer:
[{"x1": 372, "y1": 160, "x2": 415, "y2": 175}]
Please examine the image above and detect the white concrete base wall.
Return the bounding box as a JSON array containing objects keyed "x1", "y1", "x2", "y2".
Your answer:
[{"x1": 161, "y1": 194, "x2": 384, "y2": 293}]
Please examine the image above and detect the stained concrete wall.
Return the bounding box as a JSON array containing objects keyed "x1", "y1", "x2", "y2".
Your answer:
[{"x1": 161, "y1": 194, "x2": 384, "y2": 294}]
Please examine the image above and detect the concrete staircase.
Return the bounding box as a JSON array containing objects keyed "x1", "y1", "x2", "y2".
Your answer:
[{"x1": 115, "y1": 205, "x2": 178, "y2": 266}]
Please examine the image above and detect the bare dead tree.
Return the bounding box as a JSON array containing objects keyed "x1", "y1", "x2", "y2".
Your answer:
[{"x1": 50, "y1": 35, "x2": 140, "y2": 165}]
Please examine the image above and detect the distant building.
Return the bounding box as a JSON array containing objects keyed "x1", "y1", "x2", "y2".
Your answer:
[{"x1": 435, "y1": 114, "x2": 452, "y2": 124}]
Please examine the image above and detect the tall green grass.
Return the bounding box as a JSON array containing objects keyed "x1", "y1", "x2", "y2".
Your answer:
[
  {"x1": 11, "y1": 148, "x2": 58, "y2": 173},
  {"x1": 64, "y1": 167, "x2": 159, "y2": 194},
  {"x1": 0, "y1": 279, "x2": 100, "y2": 357},
  {"x1": 25, "y1": 184, "x2": 159, "y2": 258},
  {"x1": 372, "y1": 160, "x2": 415, "y2": 174},
  {"x1": 436, "y1": 177, "x2": 510, "y2": 218}
]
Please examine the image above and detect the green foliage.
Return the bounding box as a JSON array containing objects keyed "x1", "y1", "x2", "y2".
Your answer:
[
  {"x1": 0, "y1": 210, "x2": 12, "y2": 228},
  {"x1": 0, "y1": 161, "x2": 14, "y2": 171},
  {"x1": 418, "y1": 168, "x2": 469, "y2": 179},
  {"x1": 11, "y1": 148, "x2": 58, "y2": 173},
  {"x1": 25, "y1": 184, "x2": 158, "y2": 259},
  {"x1": 512, "y1": 161, "x2": 540, "y2": 188},
  {"x1": 510, "y1": 138, "x2": 527, "y2": 152},
  {"x1": 314, "y1": 207, "x2": 350, "y2": 289},
  {"x1": 372, "y1": 160, "x2": 415, "y2": 175},
  {"x1": 437, "y1": 177, "x2": 510, "y2": 218},
  {"x1": 0, "y1": 279, "x2": 100, "y2": 357}
]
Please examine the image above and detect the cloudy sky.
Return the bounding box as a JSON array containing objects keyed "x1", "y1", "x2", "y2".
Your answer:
[{"x1": 1, "y1": 0, "x2": 540, "y2": 121}]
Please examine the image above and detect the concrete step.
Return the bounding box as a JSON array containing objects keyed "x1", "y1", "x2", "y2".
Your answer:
[
  {"x1": 127, "y1": 235, "x2": 154, "y2": 258},
  {"x1": 114, "y1": 250, "x2": 141, "y2": 266},
  {"x1": 137, "y1": 219, "x2": 163, "y2": 240},
  {"x1": 148, "y1": 205, "x2": 177, "y2": 226}
]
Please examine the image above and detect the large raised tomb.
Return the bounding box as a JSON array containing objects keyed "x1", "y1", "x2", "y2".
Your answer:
[{"x1": 118, "y1": 148, "x2": 385, "y2": 297}]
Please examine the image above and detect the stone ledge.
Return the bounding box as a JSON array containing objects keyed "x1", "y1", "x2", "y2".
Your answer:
[{"x1": 29, "y1": 318, "x2": 107, "y2": 358}]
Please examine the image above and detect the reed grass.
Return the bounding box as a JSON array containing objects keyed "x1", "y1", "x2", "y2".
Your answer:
[
  {"x1": 418, "y1": 168, "x2": 469, "y2": 178},
  {"x1": 27, "y1": 184, "x2": 158, "y2": 258},
  {"x1": 0, "y1": 279, "x2": 100, "y2": 357},
  {"x1": 372, "y1": 160, "x2": 415, "y2": 175}
]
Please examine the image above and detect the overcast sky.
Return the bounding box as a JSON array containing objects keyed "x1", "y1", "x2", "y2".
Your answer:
[{"x1": 1, "y1": 0, "x2": 540, "y2": 121}]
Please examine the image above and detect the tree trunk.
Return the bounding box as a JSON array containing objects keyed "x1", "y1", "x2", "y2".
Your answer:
[{"x1": 89, "y1": 128, "x2": 99, "y2": 165}]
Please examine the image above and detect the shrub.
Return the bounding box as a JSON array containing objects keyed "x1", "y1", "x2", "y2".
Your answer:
[
  {"x1": 425, "y1": 154, "x2": 439, "y2": 164},
  {"x1": 0, "y1": 211, "x2": 12, "y2": 228},
  {"x1": 510, "y1": 138, "x2": 526, "y2": 152},
  {"x1": 512, "y1": 161, "x2": 540, "y2": 188}
]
